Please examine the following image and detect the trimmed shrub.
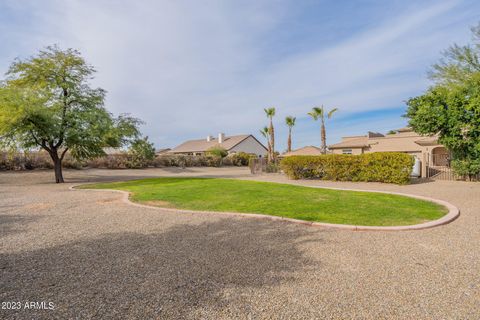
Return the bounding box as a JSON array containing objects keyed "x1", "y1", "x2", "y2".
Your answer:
[{"x1": 280, "y1": 153, "x2": 414, "y2": 184}]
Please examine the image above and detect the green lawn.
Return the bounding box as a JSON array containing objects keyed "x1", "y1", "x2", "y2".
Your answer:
[{"x1": 80, "y1": 177, "x2": 448, "y2": 226}]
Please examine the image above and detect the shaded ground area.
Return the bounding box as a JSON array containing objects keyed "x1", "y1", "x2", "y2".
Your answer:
[
  {"x1": 0, "y1": 168, "x2": 479, "y2": 319},
  {"x1": 2, "y1": 220, "x2": 315, "y2": 319}
]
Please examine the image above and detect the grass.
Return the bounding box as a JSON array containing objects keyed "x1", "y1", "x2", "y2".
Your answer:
[{"x1": 80, "y1": 177, "x2": 448, "y2": 226}]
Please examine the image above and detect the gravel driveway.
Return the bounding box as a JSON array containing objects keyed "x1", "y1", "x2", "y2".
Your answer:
[{"x1": 1, "y1": 168, "x2": 479, "y2": 319}]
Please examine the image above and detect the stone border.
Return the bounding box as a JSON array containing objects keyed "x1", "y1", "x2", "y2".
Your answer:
[{"x1": 69, "y1": 182, "x2": 460, "y2": 232}]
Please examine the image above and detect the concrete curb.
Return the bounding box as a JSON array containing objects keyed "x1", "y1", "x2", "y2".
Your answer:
[{"x1": 69, "y1": 182, "x2": 460, "y2": 232}]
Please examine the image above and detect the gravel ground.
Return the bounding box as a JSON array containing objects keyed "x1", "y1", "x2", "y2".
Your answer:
[{"x1": 0, "y1": 167, "x2": 479, "y2": 319}]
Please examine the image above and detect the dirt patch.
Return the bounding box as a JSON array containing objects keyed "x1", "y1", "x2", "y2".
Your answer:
[
  {"x1": 23, "y1": 203, "x2": 54, "y2": 211},
  {"x1": 96, "y1": 198, "x2": 121, "y2": 205},
  {"x1": 141, "y1": 200, "x2": 176, "y2": 208}
]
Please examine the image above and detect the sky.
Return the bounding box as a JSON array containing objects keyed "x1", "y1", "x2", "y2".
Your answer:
[{"x1": 1, "y1": 0, "x2": 479, "y2": 151}]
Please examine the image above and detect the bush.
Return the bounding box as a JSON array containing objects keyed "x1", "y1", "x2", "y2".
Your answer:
[
  {"x1": 126, "y1": 137, "x2": 156, "y2": 168},
  {"x1": 224, "y1": 152, "x2": 256, "y2": 166},
  {"x1": 0, "y1": 150, "x2": 84, "y2": 170},
  {"x1": 152, "y1": 154, "x2": 223, "y2": 168},
  {"x1": 280, "y1": 153, "x2": 414, "y2": 184},
  {"x1": 0, "y1": 150, "x2": 252, "y2": 171},
  {"x1": 206, "y1": 146, "x2": 228, "y2": 158},
  {"x1": 451, "y1": 158, "x2": 480, "y2": 181},
  {"x1": 87, "y1": 154, "x2": 129, "y2": 169}
]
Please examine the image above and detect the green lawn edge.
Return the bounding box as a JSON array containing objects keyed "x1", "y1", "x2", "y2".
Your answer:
[{"x1": 79, "y1": 177, "x2": 448, "y2": 226}]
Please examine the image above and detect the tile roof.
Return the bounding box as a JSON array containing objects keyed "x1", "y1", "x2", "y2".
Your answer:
[
  {"x1": 170, "y1": 135, "x2": 251, "y2": 153},
  {"x1": 282, "y1": 146, "x2": 323, "y2": 156},
  {"x1": 328, "y1": 137, "x2": 370, "y2": 149},
  {"x1": 414, "y1": 136, "x2": 439, "y2": 146}
]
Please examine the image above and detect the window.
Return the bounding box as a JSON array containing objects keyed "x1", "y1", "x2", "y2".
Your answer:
[{"x1": 342, "y1": 149, "x2": 352, "y2": 154}]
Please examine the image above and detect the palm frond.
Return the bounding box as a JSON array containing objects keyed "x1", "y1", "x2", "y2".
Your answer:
[
  {"x1": 316, "y1": 106, "x2": 325, "y2": 117},
  {"x1": 327, "y1": 107, "x2": 338, "y2": 119},
  {"x1": 259, "y1": 126, "x2": 269, "y2": 138},
  {"x1": 285, "y1": 116, "x2": 296, "y2": 127},
  {"x1": 307, "y1": 111, "x2": 318, "y2": 120},
  {"x1": 264, "y1": 107, "x2": 276, "y2": 117}
]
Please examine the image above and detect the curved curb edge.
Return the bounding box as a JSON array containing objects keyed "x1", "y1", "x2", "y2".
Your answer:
[{"x1": 69, "y1": 183, "x2": 460, "y2": 232}]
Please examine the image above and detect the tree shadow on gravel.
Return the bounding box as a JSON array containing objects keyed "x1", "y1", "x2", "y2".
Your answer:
[
  {"x1": 1, "y1": 219, "x2": 319, "y2": 319},
  {"x1": 0, "y1": 214, "x2": 43, "y2": 238},
  {"x1": 63, "y1": 169, "x2": 252, "y2": 185}
]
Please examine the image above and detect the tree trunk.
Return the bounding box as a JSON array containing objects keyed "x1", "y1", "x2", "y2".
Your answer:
[
  {"x1": 49, "y1": 150, "x2": 64, "y2": 183},
  {"x1": 267, "y1": 140, "x2": 272, "y2": 163},
  {"x1": 269, "y1": 118, "x2": 275, "y2": 161},
  {"x1": 54, "y1": 159, "x2": 64, "y2": 183},
  {"x1": 287, "y1": 128, "x2": 292, "y2": 152},
  {"x1": 321, "y1": 119, "x2": 327, "y2": 154}
]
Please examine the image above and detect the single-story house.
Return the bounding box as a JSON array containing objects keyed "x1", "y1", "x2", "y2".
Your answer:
[
  {"x1": 328, "y1": 127, "x2": 447, "y2": 177},
  {"x1": 169, "y1": 133, "x2": 267, "y2": 157},
  {"x1": 155, "y1": 148, "x2": 171, "y2": 155},
  {"x1": 281, "y1": 146, "x2": 323, "y2": 157}
]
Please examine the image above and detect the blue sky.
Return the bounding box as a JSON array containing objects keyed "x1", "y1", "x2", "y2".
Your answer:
[{"x1": 1, "y1": 0, "x2": 479, "y2": 151}]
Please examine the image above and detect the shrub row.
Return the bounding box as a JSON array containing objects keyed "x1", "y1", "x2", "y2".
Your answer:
[
  {"x1": 280, "y1": 153, "x2": 414, "y2": 184},
  {"x1": 0, "y1": 151, "x2": 254, "y2": 171},
  {"x1": 0, "y1": 151, "x2": 83, "y2": 170}
]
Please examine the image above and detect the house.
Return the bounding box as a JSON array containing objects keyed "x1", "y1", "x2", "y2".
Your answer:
[
  {"x1": 169, "y1": 133, "x2": 267, "y2": 157},
  {"x1": 328, "y1": 127, "x2": 448, "y2": 177},
  {"x1": 281, "y1": 146, "x2": 323, "y2": 157},
  {"x1": 155, "y1": 148, "x2": 171, "y2": 155}
]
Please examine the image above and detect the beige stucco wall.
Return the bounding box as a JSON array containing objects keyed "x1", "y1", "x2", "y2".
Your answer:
[
  {"x1": 366, "y1": 132, "x2": 428, "y2": 154},
  {"x1": 330, "y1": 148, "x2": 364, "y2": 155},
  {"x1": 229, "y1": 136, "x2": 267, "y2": 157},
  {"x1": 329, "y1": 132, "x2": 447, "y2": 177}
]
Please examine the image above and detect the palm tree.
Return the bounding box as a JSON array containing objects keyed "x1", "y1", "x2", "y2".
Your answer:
[
  {"x1": 260, "y1": 126, "x2": 271, "y2": 160},
  {"x1": 264, "y1": 107, "x2": 276, "y2": 162},
  {"x1": 285, "y1": 116, "x2": 296, "y2": 152},
  {"x1": 308, "y1": 105, "x2": 338, "y2": 154}
]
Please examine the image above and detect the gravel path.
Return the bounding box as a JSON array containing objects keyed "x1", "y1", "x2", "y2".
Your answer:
[{"x1": 1, "y1": 168, "x2": 479, "y2": 319}]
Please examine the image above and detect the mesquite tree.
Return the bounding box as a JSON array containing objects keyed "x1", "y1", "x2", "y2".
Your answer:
[
  {"x1": 0, "y1": 46, "x2": 141, "y2": 182},
  {"x1": 407, "y1": 23, "x2": 480, "y2": 179}
]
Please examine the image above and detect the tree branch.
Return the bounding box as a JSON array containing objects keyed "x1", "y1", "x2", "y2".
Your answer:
[
  {"x1": 29, "y1": 130, "x2": 52, "y2": 153},
  {"x1": 60, "y1": 147, "x2": 69, "y2": 160},
  {"x1": 55, "y1": 86, "x2": 69, "y2": 148}
]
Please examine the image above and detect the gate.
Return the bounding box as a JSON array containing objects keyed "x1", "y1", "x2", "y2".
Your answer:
[
  {"x1": 249, "y1": 158, "x2": 280, "y2": 174},
  {"x1": 249, "y1": 158, "x2": 267, "y2": 174},
  {"x1": 426, "y1": 153, "x2": 479, "y2": 181},
  {"x1": 426, "y1": 153, "x2": 455, "y2": 180}
]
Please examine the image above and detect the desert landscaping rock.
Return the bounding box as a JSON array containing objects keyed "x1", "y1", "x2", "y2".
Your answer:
[{"x1": 1, "y1": 167, "x2": 479, "y2": 319}]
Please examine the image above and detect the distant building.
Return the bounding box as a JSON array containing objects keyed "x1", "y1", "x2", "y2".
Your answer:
[
  {"x1": 155, "y1": 148, "x2": 171, "y2": 155},
  {"x1": 328, "y1": 127, "x2": 447, "y2": 177},
  {"x1": 281, "y1": 146, "x2": 323, "y2": 157},
  {"x1": 169, "y1": 133, "x2": 267, "y2": 157}
]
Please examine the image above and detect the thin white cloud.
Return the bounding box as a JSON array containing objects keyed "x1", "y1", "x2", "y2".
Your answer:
[{"x1": 0, "y1": 0, "x2": 477, "y2": 149}]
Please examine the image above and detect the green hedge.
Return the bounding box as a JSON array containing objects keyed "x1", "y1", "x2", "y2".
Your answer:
[{"x1": 280, "y1": 153, "x2": 414, "y2": 184}]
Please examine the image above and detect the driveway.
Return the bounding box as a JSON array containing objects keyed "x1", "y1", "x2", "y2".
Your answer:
[{"x1": 1, "y1": 168, "x2": 479, "y2": 319}]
